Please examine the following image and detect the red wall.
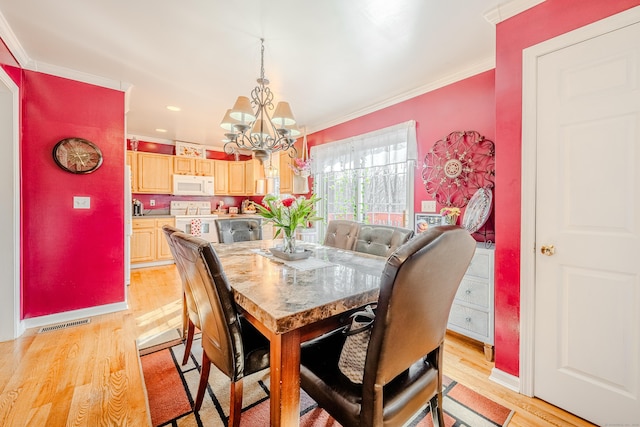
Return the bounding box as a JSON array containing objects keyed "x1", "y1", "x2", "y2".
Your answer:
[
  {"x1": 307, "y1": 69, "x2": 496, "y2": 218},
  {"x1": 21, "y1": 71, "x2": 125, "y2": 318},
  {"x1": 493, "y1": 0, "x2": 640, "y2": 376}
]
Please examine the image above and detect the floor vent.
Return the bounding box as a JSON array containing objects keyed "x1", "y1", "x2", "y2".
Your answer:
[{"x1": 38, "y1": 318, "x2": 91, "y2": 333}]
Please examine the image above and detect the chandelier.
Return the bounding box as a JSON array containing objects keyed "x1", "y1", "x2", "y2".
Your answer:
[{"x1": 220, "y1": 39, "x2": 299, "y2": 164}]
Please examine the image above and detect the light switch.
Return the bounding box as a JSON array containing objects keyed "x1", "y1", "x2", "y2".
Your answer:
[
  {"x1": 421, "y1": 200, "x2": 436, "y2": 212},
  {"x1": 73, "y1": 196, "x2": 91, "y2": 209}
]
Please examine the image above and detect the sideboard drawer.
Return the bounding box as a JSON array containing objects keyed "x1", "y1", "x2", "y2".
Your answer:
[
  {"x1": 454, "y1": 278, "x2": 490, "y2": 310},
  {"x1": 448, "y1": 303, "x2": 490, "y2": 340},
  {"x1": 465, "y1": 251, "x2": 491, "y2": 279}
]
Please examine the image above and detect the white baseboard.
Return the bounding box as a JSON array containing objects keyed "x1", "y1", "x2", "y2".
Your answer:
[
  {"x1": 490, "y1": 367, "x2": 521, "y2": 392},
  {"x1": 21, "y1": 301, "x2": 129, "y2": 331},
  {"x1": 131, "y1": 260, "x2": 174, "y2": 269}
]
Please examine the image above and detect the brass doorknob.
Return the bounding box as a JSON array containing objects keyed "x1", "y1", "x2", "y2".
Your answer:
[{"x1": 540, "y1": 245, "x2": 555, "y2": 256}]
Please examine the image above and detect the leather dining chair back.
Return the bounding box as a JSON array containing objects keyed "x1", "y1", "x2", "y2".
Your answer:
[
  {"x1": 323, "y1": 220, "x2": 360, "y2": 250},
  {"x1": 215, "y1": 218, "x2": 263, "y2": 243},
  {"x1": 300, "y1": 226, "x2": 476, "y2": 427},
  {"x1": 354, "y1": 224, "x2": 415, "y2": 258},
  {"x1": 161, "y1": 224, "x2": 200, "y2": 365},
  {"x1": 169, "y1": 232, "x2": 269, "y2": 425}
]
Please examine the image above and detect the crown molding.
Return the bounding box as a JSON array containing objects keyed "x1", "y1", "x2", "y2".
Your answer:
[
  {"x1": 484, "y1": 0, "x2": 546, "y2": 25},
  {"x1": 308, "y1": 57, "x2": 495, "y2": 135},
  {"x1": 27, "y1": 61, "x2": 132, "y2": 92},
  {"x1": 0, "y1": 9, "x2": 31, "y2": 67}
]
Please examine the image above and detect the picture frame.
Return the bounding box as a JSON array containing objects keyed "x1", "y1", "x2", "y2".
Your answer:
[
  {"x1": 415, "y1": 213, "x2": 442, "y2": 234},
  {"x1": 175, "y1": 141, "x2": 206, "y2": 158}
]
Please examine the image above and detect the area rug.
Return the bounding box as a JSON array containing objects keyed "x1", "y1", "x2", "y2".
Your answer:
[{"x1": 140, "y1": 338, "x2": 514, "y2": 426}]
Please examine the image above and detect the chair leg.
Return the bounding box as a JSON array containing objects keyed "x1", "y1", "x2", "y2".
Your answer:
[
  {"x1": 194, "y1": 352, "x2": 211, "y2": 412},
  {"x1": 228, "y1": 378, "x2": 244, "y2": 427},
  {"x1": 182, "y1": 319, "x2": 195, "y2": 365},
  {"x1": 430, "y1": 393, "x2": 444, "y2": 427}
]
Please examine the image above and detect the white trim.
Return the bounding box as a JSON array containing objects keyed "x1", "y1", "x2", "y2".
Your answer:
[
  {"x1": 0, "y1": 9, "x2": 31, "y2": 67},
  {"x1": 483, "y1": 0, "x2": 546, "y2": 25},
  {"x1": 0, "y1": 66, "x2": 21, "y2": 342},
  {"x1": 520, "y1": 4, "x2": 640, "y2": 397},
  {"x1": 130, "y1": 259, "x2": 174, "y2": 269},
  {"x1": 308, "y1": 58, "x2": 494, "y2": 135},
  {"x1": 490, "y1": 367, "x2": 521, "y2": 393},
  {"x1": 25, "y1": 61, "x2": 132, "y2": 93},
  {"x1": 21, "y1": 301, "x2": 128, "y2": 331}
]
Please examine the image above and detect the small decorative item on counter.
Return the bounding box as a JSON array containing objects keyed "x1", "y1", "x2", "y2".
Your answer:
[
  {"x1": 229, "y1": 207, "x2": 238, "y2": 214},
  {"x1": 253, "y1": 194, "x2": 321, "y2": 254},
  {"x1": 440, "y1": 206, "x2": 461, "y2": 225}
]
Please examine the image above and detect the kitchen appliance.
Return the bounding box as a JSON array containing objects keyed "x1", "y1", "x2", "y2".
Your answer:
[
  {"x1": 170, "y1": 201, "x2": 219, "y2": 242},
  {"x1": 133, "y1": 199, "x2": 143, "y2": 216},
  {"x1": 172, "y1": 174, "x2": 214, "y2": 196}
]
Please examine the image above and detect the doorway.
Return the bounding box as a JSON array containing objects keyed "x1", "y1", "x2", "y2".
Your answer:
[
  {"x1": 0, "y1": 66, "x2": 20, "y2": 341},
  {"x1": 521, "y1": 6, "x2": 640, "y2": 425}
]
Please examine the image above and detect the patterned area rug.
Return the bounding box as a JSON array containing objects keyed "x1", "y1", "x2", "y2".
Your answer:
[{"x1": 140, "y1": 338, "x2": 514, "y2": 426}]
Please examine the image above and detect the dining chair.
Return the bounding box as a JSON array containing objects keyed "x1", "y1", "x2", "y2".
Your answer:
[
  {"x1": 323, "y1": 219, "x2": 360, "y2": 250},
  {"x1": 161, "y1": 224, "x2": 200, "y2": 365},
  {"x1": 300, "y1": 225, "x2": 476, "y2": 427},
  {"x1": 215, "y1": 218, "x2": 263, "y2": 243},
  {"x1": 354, "y1": 224, "x2": 415, "y2": 257},
  {"x1": 169, "y1": 231, "x2": 270, "y2": 424}
]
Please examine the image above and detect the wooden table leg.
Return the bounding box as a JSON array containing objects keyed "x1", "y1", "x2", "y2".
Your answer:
[{"x1": 269, "y1": 329, "x2": 301, "y2": 427}]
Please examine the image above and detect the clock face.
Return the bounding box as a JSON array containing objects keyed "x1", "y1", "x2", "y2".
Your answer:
[{"x1": 53, "y1": 138, "x2": 103, "y2": 174}]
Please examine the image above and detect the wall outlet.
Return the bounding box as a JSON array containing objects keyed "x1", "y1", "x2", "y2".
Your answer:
[
  {"x1": 73, "y1": 196, "x2": 90, "y2": 209},
  {"x1": 150, "y1": 199, "x2": 156, "y2": 206},
  {"x1": 421, "y1": 200, "x2": 436, "y2": 212}
]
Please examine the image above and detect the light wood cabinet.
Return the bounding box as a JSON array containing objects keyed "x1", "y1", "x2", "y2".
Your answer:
[
  {"x1": 173, "y1": 157, "x2": 195, "y2": 175},
  {"x1": 126, "y1": 151, "x2": 139, "y2": 192},
  {"x1": 131, "y1": 217, "x2": 176, "y2": 264},
  {"x1": 214, "y1": 160, "x2": 229, "y2": 194},
  {"x1": 131, "y1": 218, "x2": 155, "y2": 263},
  {"x1": 279, "y1": 152, "x2": 294, "y2": 194},
  {"x1": 137, "y1": 152, "x2": 173, "y2": 194},
  {"x1": 196, "y1": 159, "x2": 215, "y2": 176},
  {"x1": 244, "y1": 158, "x2": 265, "y2": 195},
  {"x1": 228, "y1": 162, "x2": 246, "y2": 195}
]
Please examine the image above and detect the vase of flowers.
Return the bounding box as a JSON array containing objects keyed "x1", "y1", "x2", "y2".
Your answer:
[
  {"x1": 253, "y1": 194, "x2": 321, "y2": 254},
  {"x1": 291, "y1": 158, "x2": 312, "y2": 178},
  {"x1": 440, "y1": 206, "x2": 461, "y2": 225}
]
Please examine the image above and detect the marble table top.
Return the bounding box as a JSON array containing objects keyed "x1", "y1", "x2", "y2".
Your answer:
[{"x1": 213, "y1": 240, "x2": 387, "y2": 334}]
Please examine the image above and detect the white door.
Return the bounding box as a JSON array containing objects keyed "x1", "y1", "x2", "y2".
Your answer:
[{"x1": 534, "y1": 20, "x2": 640, "y2": 425}]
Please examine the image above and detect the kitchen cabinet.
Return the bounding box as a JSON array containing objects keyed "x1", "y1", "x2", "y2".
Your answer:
[
  {"x1": 228, "y1": 161, "x2": 246, "y2": 195},
  {"x1": 196, "y1": 159, "x2": 215, "y2": 176},
  {"x1": 126, "y1": 151, "x2": 139, "y2": 192},
  {"x1": 137, "y1": 152, "x2": 173, "y2": 194},
  {"x1": 279, "y1": 152, "x2": 293, "y2": 194},
  {"x1": 244, "y1": 158, "x2": 265, "y2": 195},
  {"x1": 173, "y1": 157, "x2": 195, "y2": 175},
  {"x1": 447, "y1": 244, "x2": 495, "y2": 361},
  {"x1": 214, "y1": 160, "x2": 229, "y2": 194},
  {"x1": 131, "y1": 217, "x2": 176, "y2": 265}
]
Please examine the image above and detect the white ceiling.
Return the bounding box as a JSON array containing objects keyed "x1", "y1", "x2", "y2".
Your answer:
[{"x1": 0, "y1": 0, "x2": 517, "y2": 149}]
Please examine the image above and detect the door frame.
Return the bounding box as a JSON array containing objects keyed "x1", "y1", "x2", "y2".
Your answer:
[
  {"x1": 0, "y1": 65, "x2": 22, "y2": 341},
  {"x1": 520, "y1": 5, "x2": 640, "y2": 396}
]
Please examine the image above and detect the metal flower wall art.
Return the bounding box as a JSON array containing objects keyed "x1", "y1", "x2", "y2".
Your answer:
[{"x1": 422, "y1": 131, "x2": 495, "y2": 208}]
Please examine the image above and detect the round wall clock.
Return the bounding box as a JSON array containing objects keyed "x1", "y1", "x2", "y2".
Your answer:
[{"x1": 52, "y1": 137, "x2": 103, "y2": 174}]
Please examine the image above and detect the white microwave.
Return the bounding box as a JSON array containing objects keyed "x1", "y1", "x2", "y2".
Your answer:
[{"x1": 172, "y1": 174, "x2": 215, "y2": 196}]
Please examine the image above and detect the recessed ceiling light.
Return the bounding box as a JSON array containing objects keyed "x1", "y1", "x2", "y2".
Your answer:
[
  {"x1": 155, "y1": 128, "x2": 167, "y2": 133},
  {"x1": 166, "y1": 105, "x2": 181, "y2": 112}
]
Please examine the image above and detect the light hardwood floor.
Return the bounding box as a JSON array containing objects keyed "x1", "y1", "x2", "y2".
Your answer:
[{"x1": 0, "y1": 264, "x2": 595, "y2": 426}]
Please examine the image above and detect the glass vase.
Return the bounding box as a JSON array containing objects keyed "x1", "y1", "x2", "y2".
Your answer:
[{"x1": 282, "y1": 230, "x2": 296, "y2": 253}]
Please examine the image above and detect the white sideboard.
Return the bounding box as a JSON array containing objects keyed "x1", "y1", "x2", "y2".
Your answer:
[{"x1": 447, "y1": 243, "x2": 495, "y2": 361}]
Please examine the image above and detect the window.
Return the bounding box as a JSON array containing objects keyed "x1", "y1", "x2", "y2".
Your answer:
[{"x1": 311, "y1": 121, "x2": 417, "y2": 240}]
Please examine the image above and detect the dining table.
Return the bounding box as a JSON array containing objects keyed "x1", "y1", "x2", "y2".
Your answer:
[{"x1": 212, "y1": 239, "x2": 388, "y2": 427}]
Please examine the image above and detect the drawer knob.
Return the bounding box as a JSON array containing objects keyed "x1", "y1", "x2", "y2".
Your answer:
[
  {"x1": 465, "y1": 289, "x2": 471, "y2": 295},
  {"x1": 465, "y1": 317, "x2": 472, "y2": 323}
]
